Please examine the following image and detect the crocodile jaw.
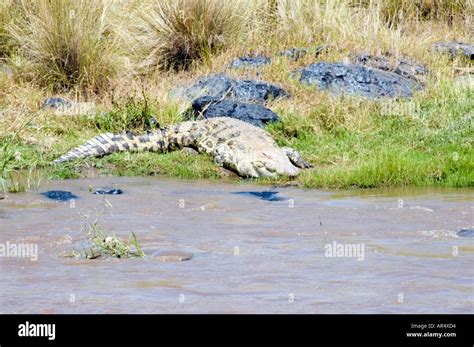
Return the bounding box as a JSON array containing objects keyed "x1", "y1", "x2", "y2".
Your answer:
[{"x1": 231, "y1": 147, "x2": 300, "y2": 178}]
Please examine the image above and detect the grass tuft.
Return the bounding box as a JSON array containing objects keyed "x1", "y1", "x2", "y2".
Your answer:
[
  {"x1": 7, "y1": 0, "x2": 127, "y2": 93},
  {"x1": 79, "y1": 200, "x2": 145, "y2": 259},
  {"x1": 0, "y1": 0, "x2": 20, "y2": 58},
  {"x1": 125, "y1": 0, "x2": 251, "y2": 72},
  {"x1": 372, "y1": 0, "x2": 472, "y2": 27}
]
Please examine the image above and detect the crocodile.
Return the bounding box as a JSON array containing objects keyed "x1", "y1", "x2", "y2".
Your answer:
[{"x1": 54, "y1": 117, "x2": 312, "y2": 178}]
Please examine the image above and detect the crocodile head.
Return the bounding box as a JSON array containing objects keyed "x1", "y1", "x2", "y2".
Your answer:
[
  {"x1": 240, "y1": 151, "x2": 300, "y2": 178},
  {"x1": 213, "y1": 141, "x2": 300, "y2": 178}
]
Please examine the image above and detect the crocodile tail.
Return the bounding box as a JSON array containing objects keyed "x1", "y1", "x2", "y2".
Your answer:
[{"x1": 53, "y1": 131, "x2": 168, "y2": 163}]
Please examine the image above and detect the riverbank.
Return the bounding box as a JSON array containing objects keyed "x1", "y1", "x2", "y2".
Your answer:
[
  {"x1": 1, "y1": 1, "x2": 473, "y2": 193},
  {"x1": 1, "y1": 74, "x2": 472, "y2": 192},
  {"x1": 1, "y1": 73, "x2": 473, "y2": 192}
]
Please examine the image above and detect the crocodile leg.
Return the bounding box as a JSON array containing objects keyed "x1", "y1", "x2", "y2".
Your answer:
[{"x1": 281, "y1": 147, "x2": 313, "y2": 169}]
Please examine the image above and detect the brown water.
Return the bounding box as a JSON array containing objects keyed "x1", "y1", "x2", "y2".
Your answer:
[{"x1": 0, "y1": 177, "x2": 473, "y2": 313}]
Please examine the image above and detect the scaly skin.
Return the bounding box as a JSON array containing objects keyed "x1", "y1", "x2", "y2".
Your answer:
[{"x1": 54, "y1": 117, "x2": 312, "y2": 178}]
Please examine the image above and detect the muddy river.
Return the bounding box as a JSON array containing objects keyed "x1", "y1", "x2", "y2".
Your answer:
[{"x1": 0, "y1": 177, "x2": 472, "y2": 313}]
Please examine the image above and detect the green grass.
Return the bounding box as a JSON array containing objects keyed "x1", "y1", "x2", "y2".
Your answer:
[
  {"x1": 291, "y1": 127, "x2": 473, "y2": 188},
  {"x1": 265, "y1": 87, "x2": 473, "y2": 188},
  {"x1": 0, "y1": 119, "x2": 41, "y2": 195},
  {"x1": 0, "y1": 96, "x2": 224, "y2": 188},
  {"x1": 1, "y1": 84, "x2": 472, "y2": 190}
]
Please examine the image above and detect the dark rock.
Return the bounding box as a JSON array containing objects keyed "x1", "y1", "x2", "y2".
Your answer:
[
  {"x1": 41, "y1": 190, "x2": 78, "y2": 201},
  {"x1": 298, "y1": 62, "x2": 421, "y2": 98},
  {"x1": 395, "y1": 58, "x2": 429, "y2": 80},
  {"x1": 188, "y1": 96, "x2": 280, "y2": 128},
  {"x1": 182, "y1": 74, "x2": 234, "y2": 100},
  {"x1": 352, "y1": 53, "x2": 390, "y2": 70},
  {"x1": 180, "y1": 74, "x2": 288, "y2": 103},
  {"x1": 92, "y1": 188, "x2": 123, "y2": 195},
  {"x1": 233, "y1": 79, "x2": 288, "y2": 103},
  {"x1": 433, "y1": 42, "x2": 474, "y2": 60},
  {"x1": 352, "y1": 52, "x2": 428, "y2": 80},
  {"x1": 42, "y1": 97, "x2": 73, "y2": 110},
  {"x1": 457, "y1": 228, "x2": 474, "y2": 238},
  {"x1": 229, "y1": 55, "x2": 271, "y2": 68},
  {"x1": 234, "y1": 191, "x2": 287, "y2": 201}
]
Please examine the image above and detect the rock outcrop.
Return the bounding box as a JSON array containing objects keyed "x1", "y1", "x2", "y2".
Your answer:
[
  {"x1": 433, "y1": 42, "x2": 474, "y2": 60},
  {"x1": 175, "y1": 74, "x2": 288, "y2": 103},
  {"x1": 298, "y1": 62, "x2": 421, "y2": 98},
  {"x1": 187, "y1": 96, "x2": 280, "y2": 128},
  {"x1": 229, "y1": 55, "x2": 271, "y2": 68},
  {"x1": 351, "y1": 53, "x2": 428, "y2": 80}
]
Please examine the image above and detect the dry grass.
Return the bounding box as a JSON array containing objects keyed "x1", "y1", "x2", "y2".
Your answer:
[
  {"x1": 2, "y1": 0, "x2": 472, "y2": 93},
  {"x1": 373, "y1": 0, "x2": 471, "y2": 27},
  {"x1": 7, "y1": 0, "x2": 128, "y2": 94},
  {"x1": 0, "y1": 0, "x2": 21, "y2": 58},
  {"x1": 1, "y1": 0, "x2": 472, "y2": 135},
  {"x1": 250, "y1": 0, "x2": 472, "y2": 53},
  {"x1": 123, "y1": 0, "x2": 252, "y2": 73}
]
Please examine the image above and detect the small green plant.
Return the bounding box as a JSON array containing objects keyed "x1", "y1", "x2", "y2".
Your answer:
[
  {"x1": 0, "y1": 135, "x2": 17, "y2": 181},
  {"x1": 86, "y1": 91, "x2": 156, "y2": 132},
  {"x1": 83, "y1": 225, "x2": 145, "y2": 259},
  {"x1": 79, "y1": 199, "x2": 145, "y2": 259}
]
